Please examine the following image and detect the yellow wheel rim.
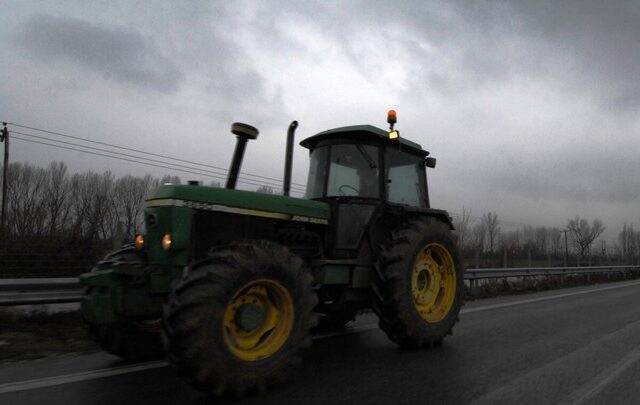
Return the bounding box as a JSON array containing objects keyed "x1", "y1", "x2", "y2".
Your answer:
[
  {"x1": 222, "y1": 278, "x2": 294, "y2": 361},
  {"x1": 411, "y1": 243, "x2": 457, "y2": 323}
]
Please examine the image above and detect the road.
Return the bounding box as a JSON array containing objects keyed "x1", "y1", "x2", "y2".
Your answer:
[{"x1": 2, "y1": 280, "x2": 640, "y2": 404}]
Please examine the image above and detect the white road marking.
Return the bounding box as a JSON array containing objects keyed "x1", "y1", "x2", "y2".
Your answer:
[
  {"x1": 462, "y1": 280, "x2": 640, "y2": 314},
  {"x1": 562, "y1": 348, "x2": 640, "y2": 405},
  {"x1": 0, "y1": 361, "x2": 166, "y2": 394},
  {"x1": 2, "y1": 280, "x2": 640, "y2": 394}
]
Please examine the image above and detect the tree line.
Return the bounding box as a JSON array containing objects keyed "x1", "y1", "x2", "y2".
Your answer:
[
  {"x1": 0, "y1": 162, "x2": 187, "y2": 276},
  {"x1": 453, "y1": 208, "x2": 640, "y2": 267},
  {"x1": 0, "y1": 161, "x2": 638, "y2": 275},
  {"x1": 2, "y1": 161, "x2": 184, "y2": 244}
]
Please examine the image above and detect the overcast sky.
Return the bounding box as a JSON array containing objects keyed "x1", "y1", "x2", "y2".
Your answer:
[{"x1": 1, "y1": 1, "x2": 639, "y2": 242}]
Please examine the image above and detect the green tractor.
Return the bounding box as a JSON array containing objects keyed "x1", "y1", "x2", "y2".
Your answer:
[{"x1": 80, "y1": 111, "x2": 463, "y2": 396}]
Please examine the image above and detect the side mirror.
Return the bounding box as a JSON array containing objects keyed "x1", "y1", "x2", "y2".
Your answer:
[{"x1": 425, "y1": 157, "x2": 437, "y2": 168}]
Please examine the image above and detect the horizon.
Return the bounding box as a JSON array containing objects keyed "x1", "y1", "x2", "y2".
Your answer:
[{"x1": 2, "y1": 1, "x2": 639, "y2": 245}]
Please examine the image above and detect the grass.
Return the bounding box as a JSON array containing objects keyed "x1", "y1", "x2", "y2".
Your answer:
[
  {"x1": 2, "y1": 272, "x2": 639, "y2": 363},
  {"x1": 0, "y1": 310, "x2": 98, "y2": 363},
  {"x1": 465, "y1": 272, "x2": 640, "y2": 300}
]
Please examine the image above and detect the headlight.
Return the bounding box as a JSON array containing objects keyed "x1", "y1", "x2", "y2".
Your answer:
[
  {"x1": 135, "y1": 234, "x2": 145, "y2": 250},
  {"x1": 162, "y1": 234, "x2": 172, "y2": 250}
]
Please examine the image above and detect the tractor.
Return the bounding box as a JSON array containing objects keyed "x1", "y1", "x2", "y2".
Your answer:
[{"x1": 80, "y1": 111, "x2": 463, "y2": 396}]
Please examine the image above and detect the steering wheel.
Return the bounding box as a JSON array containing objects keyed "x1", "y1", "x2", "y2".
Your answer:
[{"x1": 338, "y1": 184, "x2": 359, "y2": 196}]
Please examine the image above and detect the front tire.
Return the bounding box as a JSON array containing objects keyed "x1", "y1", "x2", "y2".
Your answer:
[
  {"x1": 372, "y1": 218, "x2": 463, "y2": 348},
  {"x1": 84, "y1": 246, "x2": 164, "y2": 361},
  {"x1": 163, "y1": 241, "x2": 317, "y2": 397}
]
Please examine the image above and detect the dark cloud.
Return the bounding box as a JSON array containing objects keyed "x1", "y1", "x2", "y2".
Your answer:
[
  {"x1": 13, "y1": 14, "x2": 183, "y2": 92},
  {"x1": 471, "y1": 147, "x2": 640, "y2": 205},
  {"x1": 294, "y1": 0, "x2": 640, "y2": 112},
  {"x1": 174, "y1": 4, "x2": 285, "y2": 130},
  {"x1": 506, "y1": 1, "x2": 640, "y2": 112}
]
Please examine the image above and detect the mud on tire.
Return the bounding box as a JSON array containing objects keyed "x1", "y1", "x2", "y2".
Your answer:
[
  {"x1": 162, "y1": 241, "x2": 317, "y2": 397},
  {"x1": 372, "y1": 218, "x2": 463, "y2": 348}
]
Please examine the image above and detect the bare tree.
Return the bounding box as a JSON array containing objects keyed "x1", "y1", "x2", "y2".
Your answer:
[
  {"x1": 498, "y1": 229, "x2": 520, "y2": 267},
  {"x1": 452, "y1": 207, "x2": 473, "y2": 252},
  {"x1": 482, "y1": 212, "x2": 500, "y2": 254},
  {"x1": 619, "y1": 224, "x2": 637, "y2": 265},
  {"x1": 69, "y1": 171, "x2": 115, "y2": 245},
  {"x1": 567, "y1": 216, "x2": 605, "y2": 265},
  {"x1": 472, "y1": 222, "x2": 486, "y2": 253},
  {"x1": 534, "y1": 227, "x2": 548, "y2": 255},
  {"x1": 6, "y1": 162, "x2": 48, "y2": 238},
  {"x1": 43, "y1": 161, "x2": 71, "y2": 237},
  {"x1": 549, "y1": 228, "x2": 562, "y2": 257},
  {"x1": 112, "y1": 174, "x2": 155, "y2": 239},
  {"x1": 160, "y1": 175, "x2": 181, "y2": 185},
  {"x1": 256, "y1": 185, "x2": 275, "y2": 194}
]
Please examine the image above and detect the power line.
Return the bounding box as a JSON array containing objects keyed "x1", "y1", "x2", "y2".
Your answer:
[
  {"x1": 12, "y1": 134, "x2": 305, "y2": 195},
  {"x1": 11, "y1": 135, "x2": 306, "y2": 195},
  {"x1": 4, "y1": 122, "x2": 308, "y2": 188},
  {"x1": 11, "y1": 130, "x2": 306, "y2": 193}
]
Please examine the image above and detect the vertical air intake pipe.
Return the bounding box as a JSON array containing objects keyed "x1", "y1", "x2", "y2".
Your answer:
[
  {"x1": 283, "y1": 121, "x2": 298, "y2": 197},
  {"x1": 226, "y1": 122, "x2": 259, "y2": 190}
]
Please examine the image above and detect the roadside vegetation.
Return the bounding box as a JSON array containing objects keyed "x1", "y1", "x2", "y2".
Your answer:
[
  {"x1": 3, "y1": 271, "x2": 640, "y2": 363},
  {"x1": 2, "y1": 160, "x2": 640, "y2": 362},
  {"x1": 0, "y1": 310, "x2": 97, "y2": 362},
  {"x1": 3, "y1": 161, "x2": 640, "y2": 279}
]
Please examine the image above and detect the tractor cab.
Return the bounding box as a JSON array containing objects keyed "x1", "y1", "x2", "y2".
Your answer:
[
  {"x1": 300, "y1": 111, "x2": 437, "y2": 257},
  {"x1": 301, "y1": 114, "x2": 434, "y2": 207}
]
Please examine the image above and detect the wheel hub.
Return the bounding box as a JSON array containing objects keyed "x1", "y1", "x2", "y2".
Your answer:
[
  {"x1": 411, "y1": 243, "x2": 456, "y2": 323},
  {"x1": 223, "y1": 279, "x2": 294, "y2": 361},
  {"x1": 235, "y1": 302, "x2": 266, "y2": 331}
]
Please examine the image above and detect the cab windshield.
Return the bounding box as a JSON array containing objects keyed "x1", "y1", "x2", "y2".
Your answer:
[{"x1": 305, "y1": 144, "x2": 380, "y2": 199}]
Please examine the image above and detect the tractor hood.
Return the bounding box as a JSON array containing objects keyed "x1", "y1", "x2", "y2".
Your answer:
[{"x1": 146, "y1": 184, "x2": 329, "y2": 224}]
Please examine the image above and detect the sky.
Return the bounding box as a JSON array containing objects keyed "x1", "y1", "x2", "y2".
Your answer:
[{"x1": 1, "y1": 0, "x2": 639, "y2": 243}]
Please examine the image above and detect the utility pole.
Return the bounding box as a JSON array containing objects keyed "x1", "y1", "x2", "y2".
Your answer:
[
  {"x1": 562, "y1": 229, "x2": 569, "y2": 267},
  {"x1": 1, "y1": 123, "x2": 8, "y2": 239}
]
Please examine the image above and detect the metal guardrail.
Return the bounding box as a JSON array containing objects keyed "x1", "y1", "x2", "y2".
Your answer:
[
  {"x1": 0, "y1": 278, "x2": 82, "y2": 306},
  {"x1": 2, "y1": 265, "x2": 640, "y2": 306},
  {"x1": 464, "y1": 265, "x2": 640, "y2": 280},
  {"x1": 464, "y1": 265, "x2": 640, "y2": 291}
]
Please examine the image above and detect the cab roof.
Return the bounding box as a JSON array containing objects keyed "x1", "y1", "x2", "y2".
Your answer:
[{"x1": 300, "y1": 125, "x2": 429, "y2": 156}]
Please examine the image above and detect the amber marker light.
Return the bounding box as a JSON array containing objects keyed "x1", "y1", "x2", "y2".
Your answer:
[
  {"x1": 387, "y1": 109, "x2": 397, "y2": 125},
  {"x1": 162, "y1": 234, "x2": 172, "y2": 250},
  {"x1": 135, "y1": 234, "x2": 145, "y2": 250}
]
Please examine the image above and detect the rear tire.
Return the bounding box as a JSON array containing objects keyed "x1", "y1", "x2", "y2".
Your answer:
[
  {"x1": 372, "y1": 218, "x2": 463, "y2": 348},
  {"x1": 163, "y1": 241, "x2": 317, "y2": 397}
]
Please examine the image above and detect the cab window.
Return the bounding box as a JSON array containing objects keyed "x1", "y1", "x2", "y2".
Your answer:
[
  {"x1": 305, "y1": 144, "x2": 379, "y2": 198},
  {"x1": 386, "y1": 148, "x2": 427, "y2": 207}
]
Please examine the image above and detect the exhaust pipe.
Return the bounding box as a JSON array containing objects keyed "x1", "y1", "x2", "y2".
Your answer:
[
  {"x1": 226, "y1": 122, "x2": 259, "y2": 190},
  {"x1": 283, "y1": 121, "x2": 298, "y2": 197}
]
